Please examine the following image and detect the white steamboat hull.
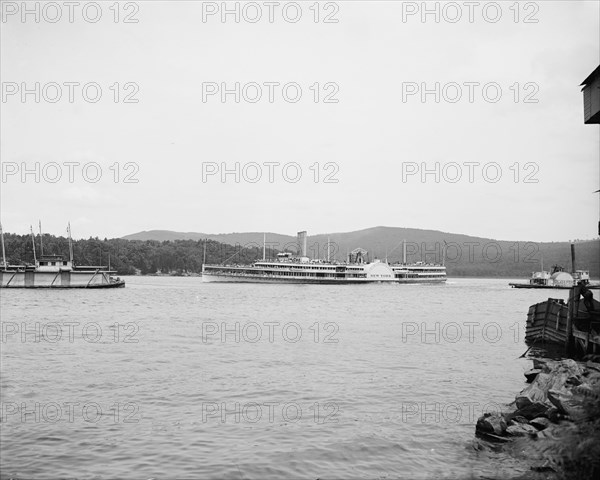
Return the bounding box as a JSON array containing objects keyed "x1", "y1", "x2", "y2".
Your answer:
[
  {"x1": 202, "y1": 257, "x2": 446, "y2": 285},
  {"x1": 395, "y1": 278, "x2": 446, "y2": 284},
  {"x1": 201, "y1": 273, "x2": 396, "y2": 284},
  {"x1": 202, "y1": 272, "x2": 445, "y2": 284}
]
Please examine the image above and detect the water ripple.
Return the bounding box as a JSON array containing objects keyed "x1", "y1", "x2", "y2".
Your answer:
[{"x1": 1, "y1": 277, "x2": 566, "y2": 478}]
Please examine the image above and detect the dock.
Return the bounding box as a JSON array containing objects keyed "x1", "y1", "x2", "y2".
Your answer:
[
  {"x1": 524, "y1": 285, "x2": 600, "y2": 356},
  {"x1": 510, "y1": 282, "x2": 600, "y2": 290}
]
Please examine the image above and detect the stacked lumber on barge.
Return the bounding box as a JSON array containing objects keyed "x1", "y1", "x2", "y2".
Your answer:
[{"x1": 525, "y1": 286, "x2": 600, "y2": 356}]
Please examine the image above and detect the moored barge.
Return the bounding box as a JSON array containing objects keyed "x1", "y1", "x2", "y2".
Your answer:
[{"x1": 0, "y1": 223, "x2": 125, "y2": 289}]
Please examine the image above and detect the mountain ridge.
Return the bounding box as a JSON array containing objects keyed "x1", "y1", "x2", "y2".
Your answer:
[{"x1": 122, "y1": 227, "x2": 600, "y2": 277}]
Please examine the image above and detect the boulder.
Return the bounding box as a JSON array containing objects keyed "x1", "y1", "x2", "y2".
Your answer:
[
  {"x1": 574, "y1": 383, "x2": 598, "y2": 398},
  {"x1": 533, "y1": 358, "x2": 548, "y2": 370},
  {"x1": 510, "y1": 415, "x2": 530, "y2": 424},
  {"x1": 529, "y1": 417, "x2": 552, "y2": 430},
  {"x1": 537, "y1": 359, "x2": 582, "y2": 381},
  {"x1": 516, "y1": 360, "x2": 585, "y2": 411},
  {"x1": 582, "y1": 369, "x2": 600, "y2": 387},
  {"x1": 506, "y1": 423, "x2": 539, "y2": 437},
  {"x1": 547, "y1": 389, "x2": 582, "y2": 418},
  {"x1": 531, "y1": 461, "x2": 556, "y2": 473},
  {"x1": 473, "y1": 359, "x2": 594, "y2": 444},
  {"x1": 524, "y1": 368, "x2": 542, "y2": 383},
  {"x1": 516, "y1": 373, "x2": 552, "y2": 408},
  {"x1": 476, "y1": 412, "x2": 507, "y2": 436},
  {"x1": 583, "y1": 355, "x2": 600, "y2": 365},
  {"x1": 514, "y1": 402, "x2": 549, "y2": 420},
  {"x1": 545, "y1": 406, "x2": 561, "y2": 423}
]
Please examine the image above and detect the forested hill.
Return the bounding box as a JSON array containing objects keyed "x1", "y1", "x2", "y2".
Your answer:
[
  {"x1": 1, "y1": 233, "x2": 261, "y2": 276},
  {"x1": 124, "y1": 226, "x2": 600, "y2": 278},
  {"x1": 2, "y1": 230, "x2": 599, "y2": 278}
]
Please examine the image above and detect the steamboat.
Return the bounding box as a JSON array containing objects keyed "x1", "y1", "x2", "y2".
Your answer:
[
  {"x1": 202, "y1": 231, "x2": 447, "y2": 284},
  {"x1": 509, "y1": 244, "x2": 599, "y2": 290}
]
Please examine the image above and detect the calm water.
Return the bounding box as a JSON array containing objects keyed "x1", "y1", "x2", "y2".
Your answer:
[{"x1": 0, "y1": 278, "x2": 571, "y2": 479}]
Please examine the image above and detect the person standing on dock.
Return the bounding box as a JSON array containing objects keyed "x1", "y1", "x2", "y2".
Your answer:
[{"x1": 578, "y1": 281, "x2": 595, "y2": 313}]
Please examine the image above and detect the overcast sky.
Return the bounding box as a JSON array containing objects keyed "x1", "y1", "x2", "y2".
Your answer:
[{"x1": 1, "y1": 1, "x2": 599, "y2": 241}]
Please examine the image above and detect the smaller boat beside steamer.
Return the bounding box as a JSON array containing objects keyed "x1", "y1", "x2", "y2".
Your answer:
[{"x1": 509, "y1": 243, "x2": 599, "y2": 290}]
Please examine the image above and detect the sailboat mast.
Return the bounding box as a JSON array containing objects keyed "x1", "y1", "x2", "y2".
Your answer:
[
  {"x1": 39, "y1": 220, "x2": 43, "y2": 256},
  {"x1": 67, "y1": 222, "x2": 74, "y2": 264},
  {"x1": 0, "y1": 223, "x2": 7, "y2": 269},
  {"x1": 30, "y1": 226, "x2": 37, "y2": 264}
]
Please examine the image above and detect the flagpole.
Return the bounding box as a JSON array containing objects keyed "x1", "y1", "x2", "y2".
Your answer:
[{"x1": 30, "y1": 226, "x2": 37, "y2": 264}]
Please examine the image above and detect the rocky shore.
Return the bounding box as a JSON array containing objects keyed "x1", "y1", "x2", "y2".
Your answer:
[{"x1": 474, "y1": 356, "x2": 600, "y2": 479}]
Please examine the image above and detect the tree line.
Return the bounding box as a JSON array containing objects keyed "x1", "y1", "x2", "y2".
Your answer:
[
  {"x1": 1, "y1": 233, "x2": 266, "y2": 275},
  {"x1": 2, "y1": 232, "x2": 598, "y2": 278}
]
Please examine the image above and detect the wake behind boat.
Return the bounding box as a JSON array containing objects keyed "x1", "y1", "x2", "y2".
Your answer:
[{"x1": 202, "y1": 231, "x2": 447, "y2": 284}]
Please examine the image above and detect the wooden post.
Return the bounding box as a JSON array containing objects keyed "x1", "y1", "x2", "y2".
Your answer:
[
  {"x1": 556, "y1": 301, "x2": 562, "y2": 330},
  {"x1": 526, "y1": 303, "x2": 539, "y2": 343},
  {"x1": 586, "y1": 325, "x2": 591, "y2": 354},
  {"x1": 566, "y1": 287, "x2": 575, "y2": 354},
  {"x1": 565, "y1": 285, "x2": 581, "y2": 355}
]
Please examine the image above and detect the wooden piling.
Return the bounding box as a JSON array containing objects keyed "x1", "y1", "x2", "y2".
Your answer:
[
  {"x1": 565, "y1": 285, "x2": 582, "y2": 355},
  {"x1": 566, "y1": 287, "x2": 575, "y2": 354}
]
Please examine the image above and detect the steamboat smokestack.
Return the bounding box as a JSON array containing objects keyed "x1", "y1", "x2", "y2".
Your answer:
[
  {"x1": 571, "y1": 243, "x2": 576, "y2": 273},
  {"x1": 297, "y1": 231, "x2": 307, "y2": 257}
]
